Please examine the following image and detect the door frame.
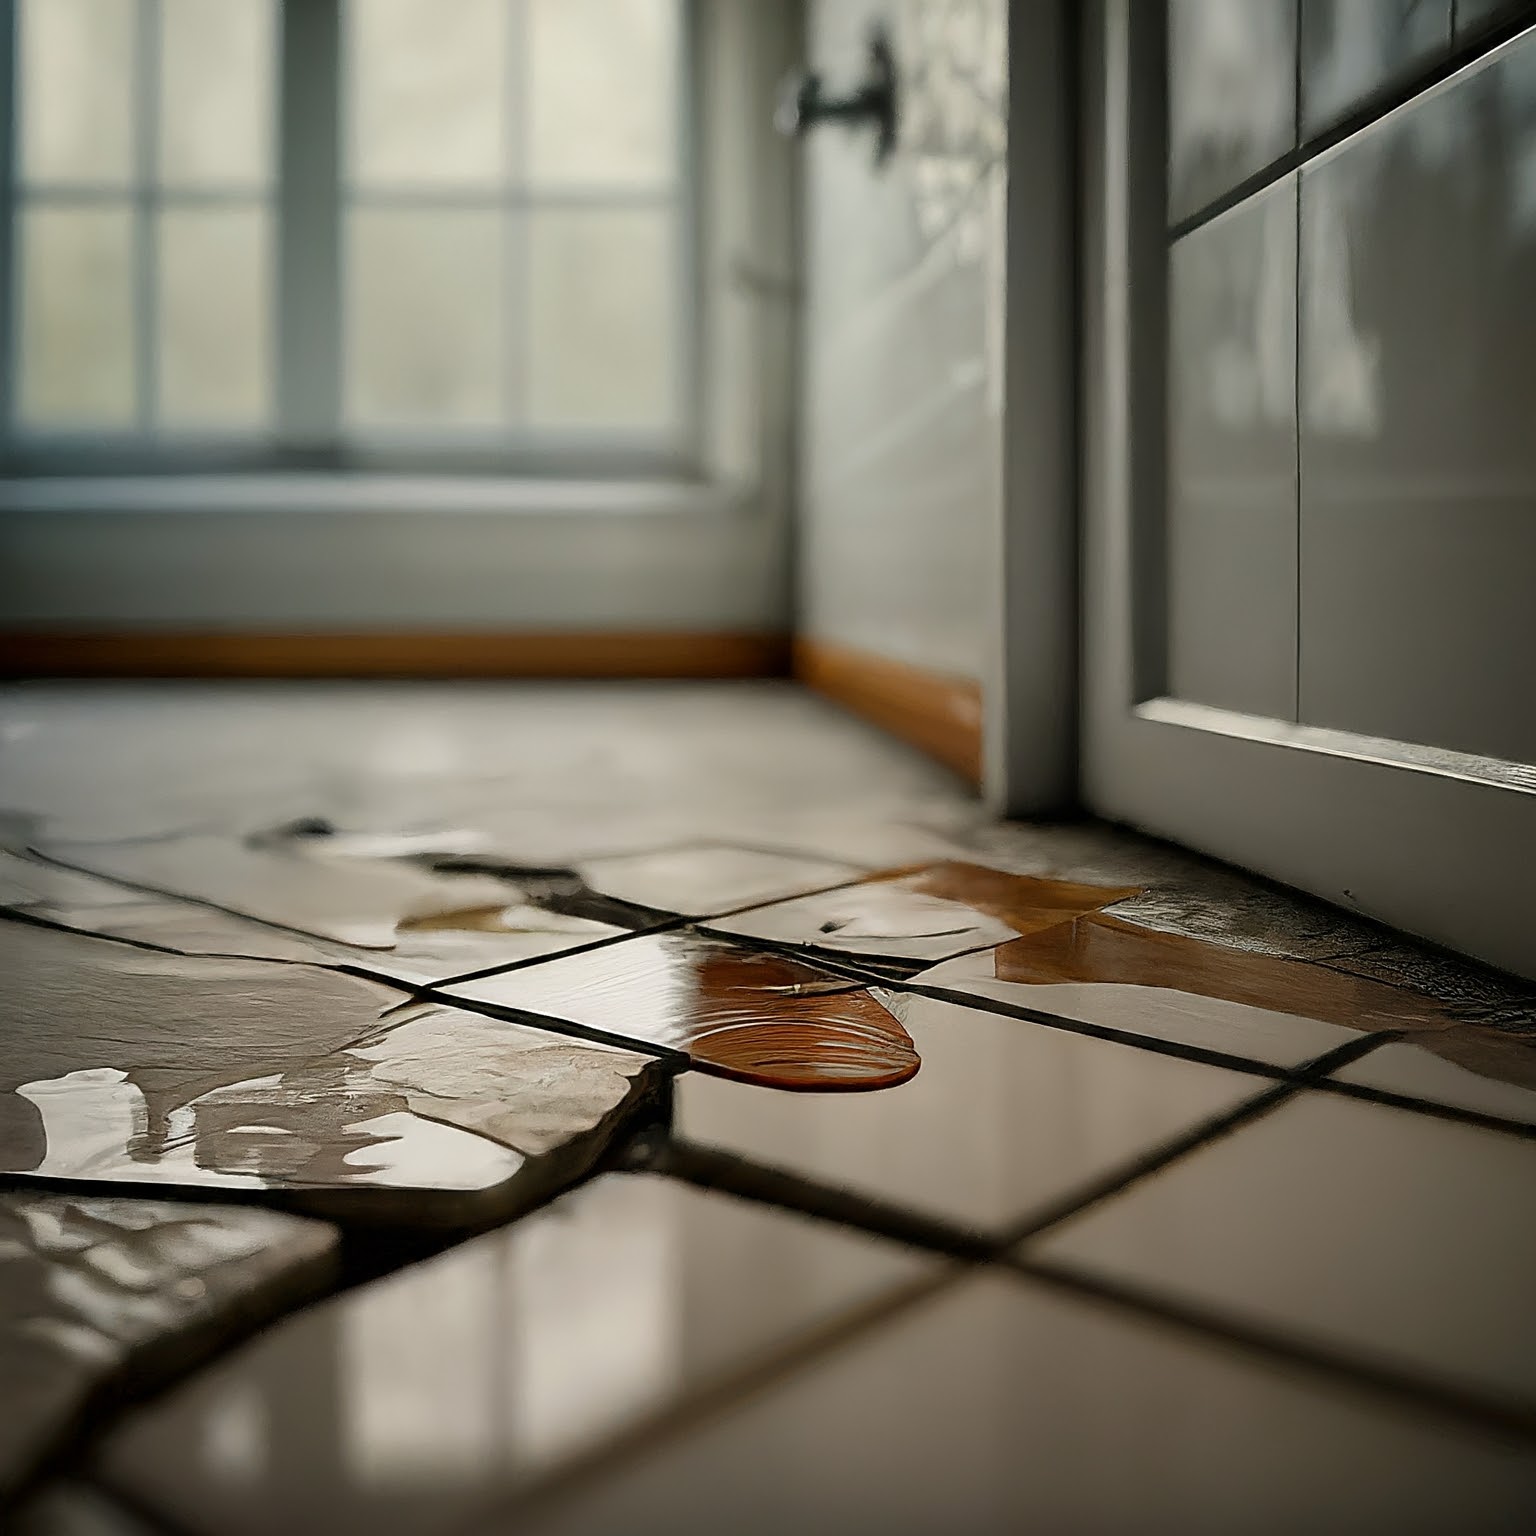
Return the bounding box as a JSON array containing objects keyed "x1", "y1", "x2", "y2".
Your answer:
[{"x1": 1077, "y1": 0, "x2": 1536, "y2": 979}]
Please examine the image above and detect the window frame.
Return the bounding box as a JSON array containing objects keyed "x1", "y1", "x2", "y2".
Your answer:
[{"x1": 0, "y1": 0, "x2": 702, "y2": 479}]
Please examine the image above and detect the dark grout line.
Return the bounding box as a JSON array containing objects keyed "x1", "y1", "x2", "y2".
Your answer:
[
  {"x1": 1304, "y1": 1073, "x2": 1536, "y2": 1142},
  {"x1": 633, "y1": 1133, "x2": 996, "y2": 1263},
  {"x1": 1009, "y1": 1255, "x2": 1536, "y2": 1448}
]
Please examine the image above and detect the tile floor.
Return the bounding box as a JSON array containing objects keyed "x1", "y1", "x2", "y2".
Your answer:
[{"x1": 2, "y1": 682, "x2": 1534, "y2": 1534}]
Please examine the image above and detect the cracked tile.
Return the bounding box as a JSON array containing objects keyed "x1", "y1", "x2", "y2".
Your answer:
[
  {"x1": 444, "y1": 931, "x2": 919, "y2": 1091},
  {"x1": 1032, "y1": 1090, "x2": 1536, "y2": 1406},
  {"x1": 17, "y1": 832, "x2": 626, "y2": 985},
  {"x1": 0, "y1": 1191, "x2": 336, "y2": 1503},
  {"x1": 89, "y1": 1174, "x2": 937, "y2": 1536},
  {"x1": 675, "y1": 991, "x2": 1270, "y2": 1236},
  {"x1": 1, "y1": 920, "x2": 666, "y2": 1225}
]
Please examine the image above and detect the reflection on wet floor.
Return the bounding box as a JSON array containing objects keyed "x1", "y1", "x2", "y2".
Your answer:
[{"x1": 449, "y1": 932, "x2": 919, "y2": 1091}]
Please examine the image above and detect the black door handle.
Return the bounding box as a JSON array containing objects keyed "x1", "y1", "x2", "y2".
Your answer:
[{"x1": 775, "y1": 26, "x2": 898, "y2": 164}]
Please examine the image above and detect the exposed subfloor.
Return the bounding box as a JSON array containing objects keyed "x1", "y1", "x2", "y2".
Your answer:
[{"x1": 2, "y1": 681, "x2": 1534, "y2": 1535}]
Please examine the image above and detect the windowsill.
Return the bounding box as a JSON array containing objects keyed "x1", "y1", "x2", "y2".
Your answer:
[{"x1": 0, "y1": 473, "x2": 748, "y2": 519}]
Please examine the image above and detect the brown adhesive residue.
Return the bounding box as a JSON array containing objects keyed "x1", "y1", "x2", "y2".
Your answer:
[
  {"x1": 904, "y1": 862, "x2": 1142, "y2": 940},
  {"x1": 685, "y1": 947, "x2": 919, "y2": 1091},
  {"x1": 995, "y1": 913, "x2": 1460, "y2": 1033},
  {"x1": 401, "y1": 905, "x2": 553, "y2": 935}
]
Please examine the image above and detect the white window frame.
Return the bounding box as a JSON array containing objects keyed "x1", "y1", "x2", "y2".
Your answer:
[
  {"x1": 1078, "y1": 0, "x2": 1536, "y2": 979},
  {"x1": 0, "y1": 0, "x2": 703, "y2": 480}
]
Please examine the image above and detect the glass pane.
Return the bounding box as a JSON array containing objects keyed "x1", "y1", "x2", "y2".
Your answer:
[
  {"x1": 346, "y1": 0, "x2": 508, "y2": 187},
  {"x1": 18, "y1": 0, "x2": 136, "y2": 185},
  {"x1": 345, "y1": 209, "x2": 504, "y2": 427},
  {"x1": 527, "y1": 209, "x2": 675, "y2": 431},
  {"x1": 17, "y1": 205, "x2": 136, "y2": 426},
  {"x1": 527, "y1": 0, "x2": 678, "y2": 187},
  {"x1": 157, "y1": 207, "x2": 271, "y2": 428},
  {"x1": 159, "y1": 0, "x2": 275, "y2": 187}
]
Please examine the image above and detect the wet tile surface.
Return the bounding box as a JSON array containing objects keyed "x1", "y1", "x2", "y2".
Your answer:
[
  {"x1": 91, "y1": 1174, "x2": 937, "y2": 1536},
  {"x1": 511, "y1": 1271, "x2": 1536, "y2": 1536},
  {"x1": 3, "y1": 682, "x2": 1535, "y2": 1530},
  {"x1": 1331, "y1": 1036, "x2": 1536, "y2": 1128},
  {"x1": 1034, "y1": 1090, "x2": 1536, "y2": 1404},
  {"x1": 19, "y1": 829, "x2": 626, "y2": 984},
  {"x1": 677, "y1": 992, "x2": 1270, "y2": 1236},
  {"x1": 914, "y1": 943, "x2": 1363, "y2": 1067},
  {"x1": 445, "y1": 930, "x2": 919, "y2": 1090},
  {"x1": 1, "y1": 918, "x2": 665, "y2": 1224},
  {"x1": 709, "y1": 862, "x2": 1141, "y2": 970},
  {"x1": 0, "y1": 1192, "x2": 336, "y2": 1502}
]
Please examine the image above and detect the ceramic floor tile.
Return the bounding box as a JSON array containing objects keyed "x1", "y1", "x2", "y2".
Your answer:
[
  {"x1": 91, "y1": 1173, "x2": 938, "y2": 1536},
  {"x1": 0, "y1": 1192, "x2": 336, "y2": 1503},
  {"x1": 24, "y1": 830, "x2": 626, "y2": 984},
  {"x1": 573, "y1": 844, "x2": 863, "y2": 919},
  {"x1": 708, "y1": 862, "x2": 1142, "y2": 970},
  {"x1": 1033, "y1": 1090, "x2": 1536, "y2": 1405},
  {"x1": 12, "y1": 1482, "x2": 167, "y2": 1535},
  {"x1": 509, "y1": 1271, "x2": 1536, "y2": 1536},
  {"x1": 1, "y1": 919, "x2": 665, "y2": 1225},
  {"x1": 1330, "y1": 1036, "x2": 1536, "y2": 1128},
  {"x1": 675, "y1": 991, "x2": 1272, "y2": 1236},
  {"x1": 443, "y1": 930, "x2": 920, "y2": 1090},
  {"x1": 914, "y1": 945, "x2": 1363, "y2": 1068}
]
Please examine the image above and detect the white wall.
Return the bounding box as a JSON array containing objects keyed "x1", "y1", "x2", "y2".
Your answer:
[{"x1": 797, "y1": 0, "x2": 1007, "y2": 680}]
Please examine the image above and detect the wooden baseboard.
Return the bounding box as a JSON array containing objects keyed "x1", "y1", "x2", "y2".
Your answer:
[
  {"x1": 793, "y1": 637, "x2": 983, "y2": 784},
  {"x1": 0, "y1": 631, "x2": 792, "y2": 681}
]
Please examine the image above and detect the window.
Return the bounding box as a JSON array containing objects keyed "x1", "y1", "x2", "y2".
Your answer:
[{"x1": 1, "y1": 0, "x2": 691, "y2": 470}]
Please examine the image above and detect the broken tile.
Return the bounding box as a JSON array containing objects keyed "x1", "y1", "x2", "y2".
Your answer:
[
  {"x1": 1033, "y1": 1090, "x2": 1536, "y2": 1405},
  {"x1": 574, "y1": 844, "x2": 863, "y2": 919},
  {"x1": 0, "y1": 848, "x2": 337, "y2": 966},
  {"x1": 709, "y1": 862, "x2": 1142, "y2": 969},
  {"x1": 676, "y1": 992, "x2": 1270, "y2": 1235},
  {"x1": 1329, "y1": 1035, "x2": 1536, "y2": 1129},
  {"x1": 914, "y1": 943, "x2": 1363, "y2": 1068},
  {"x1": 445, "y1": 931, "x2": 918, "y2": 1091},
  {"x1": 1, "y1": 920, "x2": 665, "y2": 1225},
  {"x1": 503, "y1": 1271, "x2": 1536, "y2": 1536},
  {"x1": 0, "y1": 1191, "x2": 336, "y2": 1503},
  {"x1": 22, "y1": 832, "x2": 626, "y2": 983},
  {"x1": 90, "y1": 1175, "x2": 937, "y2": 1536}
]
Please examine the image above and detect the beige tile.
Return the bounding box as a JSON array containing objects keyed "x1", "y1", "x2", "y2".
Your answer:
[
  {"x1": 1332, "y1": 1038, "x2": 1536, "y2": 1129},
  {"x1": 93, "y1": 1174, "x2": 936, "y2": 1536},
  {"x1": 1, "y1": 920, "x2": 665, "y2": 1226},
  {"x1": 1035, "y1": 1090, "x2": 1536, "y2": 1403},
  {"x1": 677, "y1": 991, "x2": 1271, "y2": 1235},
  {"x1": 915, "y1": 946, "x2": 1362, "y2": 1067},
  {"x1": 512, "y1": 1271, "x2": 1536, "y2": 1536}
]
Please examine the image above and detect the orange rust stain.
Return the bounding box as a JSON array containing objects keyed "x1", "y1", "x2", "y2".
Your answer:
[
  {"x1": 995, "y1": 913, "x2": 1459, "y2": 1032},
  {"x1": 903, "y1": 861, "x2": 1142, "y2": 940},
  {"x1": 685, "y1": 947, "x2": 919, "y2": 1091}
]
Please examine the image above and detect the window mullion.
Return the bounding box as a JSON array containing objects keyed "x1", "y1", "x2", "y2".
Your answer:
[
  {"x1": 135, "y1": 0, "x2": 160, "y2": 431},
  {"x1": 277, "y1": 0, "x2": 342, "y2": 446},
  {"x1": 0, "y1": 0, "x2": 17, "y2": 435}
]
